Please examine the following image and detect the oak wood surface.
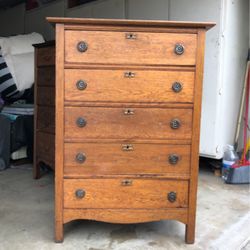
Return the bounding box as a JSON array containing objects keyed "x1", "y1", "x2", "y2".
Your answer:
[
  {"x1": 64, "y1": 106, "x2": 193, "y2": 140},
  {"x1": 47, "y1": 17, "x2": 215, "y2": 30},
  {"x1": 185, "y1": 29, "x2": 206, "y2": 244},
  {"x1": 37, "y1": 86, "x2": 55, "y2": 106},
  {"x1": 65, "y1": 30, "x2": 197, "y2": 66},
  {"x1": 63, "y1": 208, "x2": 188, "y2": 224},
  {"x1": 34, "y1": 45, "x2": 55, "y2": 179},
  {"x1": 36, "y1": 131, "x2": 55, "y2": 162},
  {"x1": 64, "y1": 142, "x2": 191, "y2": 175},
  {"x1": 37, "y1": 67, "x2": 55, "y2": 87},
  {"x1": 45, "y1": 17, "x2": 212, "y2": 243},
  {"x1": 64, "y1": 179, "x2": 189, "y2": 209},
  {"x1": 36, "y1": 47, "x2": 55, "y2": 66},
  {"x1": 55, "y1": 24, "x2": 65, "y2": 243},
  {"x1": 65, "y1": 69, "x2": 195, "y2": 103},
  {"x1": 37, "y1": 106, "x2": 55, "y2": 133}
]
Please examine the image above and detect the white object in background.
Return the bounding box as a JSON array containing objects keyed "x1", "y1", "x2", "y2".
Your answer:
[
  {"x1": 11, "y1": 146, "x2": 27, "y2": 160},
  {"x1": 0, "y1": 32, "x2": 44, "y2": 55},
  {"x1": 0, "y1": 32, "x2": 44, "y2": 91},
  {"x1": 169, "y1": 0, "x2": 249, "y2": 159}
]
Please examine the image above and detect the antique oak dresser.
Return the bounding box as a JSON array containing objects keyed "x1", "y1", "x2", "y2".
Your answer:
[
  {"x1": 44, "y1": 17, "x2": 214, "y2": 243},
  {"x1": 33, "y1": 41, "x2": 55, "y2": 179}
]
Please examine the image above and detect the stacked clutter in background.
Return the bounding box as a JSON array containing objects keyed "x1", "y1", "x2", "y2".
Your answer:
[
  {"x1": 222, "y1": 59, "x2": 250, "y2": 184},
  {"x1": 1, "y1": 103, "x2": 34, "y2": 163},
  {"x1": 0, "y1": 102, "x2": 34, "y2": 166}
]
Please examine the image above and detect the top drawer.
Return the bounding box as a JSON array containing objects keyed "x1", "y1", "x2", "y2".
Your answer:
[{"x1": 65, "y1": 30, "x2": 197, "y2": 66}]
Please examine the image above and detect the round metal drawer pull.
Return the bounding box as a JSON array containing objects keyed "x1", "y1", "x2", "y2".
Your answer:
[
  {"x1": 168, "y1": 192, "x2": 177, "y2": 203},
  {"x1": 75, "y1": 189, "x2": 86, "y2": 199},
  {"x1": 172, "y1": 82, "x2": 183, "y2": 93},
  {"x1": 170, "y1": 119, "x2": 181, "y2": 129},
  {"x1": 76, "y1": 153, "x2": 86, "y2": 163},
  {"x1": 76, "y1": 117, "x2": 87, "y2": 127},
  {"x1": 77, "y1": 41, "x2": 88, "y2": 52},
  {"x1": 174, "y1": 44, "x2": 185, "y2": 55},
  {"x1": 76, "y1": 80, "x2": 87, "y2": 90},
  {"x1": 168, "y1": 154, "x2": 180, "y2": 165}
]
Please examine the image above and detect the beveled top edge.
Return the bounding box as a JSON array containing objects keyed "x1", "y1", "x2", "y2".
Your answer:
[{"x1": 46, "y1": 17, "x2": 215, "y2": 30}]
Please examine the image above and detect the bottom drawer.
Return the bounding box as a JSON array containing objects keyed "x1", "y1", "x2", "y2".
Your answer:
[{"x1": 64, "y1": 179, "x2": 188, "y2": 209}]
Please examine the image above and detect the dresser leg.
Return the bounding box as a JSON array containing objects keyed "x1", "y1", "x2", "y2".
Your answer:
[
  {"x1": 33, "y1": 161, "x2": 41, "y2": 179},
  {"x1": 185, "y1": 224, "x2": 195, "y2": 244},
  {"x1": 55, "y1": 222, "x2": 64, "y2": 243}
]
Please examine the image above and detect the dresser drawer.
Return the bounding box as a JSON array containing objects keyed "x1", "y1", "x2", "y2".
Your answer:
[
  {"x1": 36, "y1": 46, "x2": 55, "y2": 66},
  {"x1": 37, "y1": 67, "x2": 55, "y2": 87},
  {"x1": 64, "y1": 179, "x2": 188, "y2": 209},
  {"x1": 65, "y1": 30, "x2": 197, "y2": 66},
  {"x1": 65, "y1": 69, "x2": 194, "y2": 103},
  {"x1": 64, "y1": 107, "x2": 192, "y2": 140},
  {"x1": 37, "y1": 86, "x2": 55, "y2": 106},
  {"x1": 64, "y1": 143, "x2": 190, "y2": 175}
]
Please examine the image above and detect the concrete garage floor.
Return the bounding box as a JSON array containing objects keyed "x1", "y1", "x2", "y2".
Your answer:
[{"x1": 0, "y1": 164, "x2": 249, "y2": 250}]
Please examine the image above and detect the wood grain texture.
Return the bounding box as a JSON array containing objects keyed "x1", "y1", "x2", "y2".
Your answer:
[
  {"x1": 185, "y1": 30, "x2": 206, "y2": 244},
  {"x1": 37, "y1": 86, "x2": 55, "y2": 106},
  {"x1": 65, "y1": 30, "x2": 197, "y2": 66},
  {"x1": 64, "y1": 142, "x2": 191, "y2": 175},
  {"x1": 55, "y1": 24, "x2": 65, "y2": 243},
  {"x1": 36, "y1": 47, "x2": 55, "y2": 66},
  {"x1": 63, "y1": 208, "x2": 188, "y2": 224},
  {"x1": 37, "y1": 67, "x2": 55, "y2": 87},
  {"x1": 36, "y1": 131, "x2": 55, "y2": 164},
  {"x1": 64, "y1": 106, "x2": 193, "y2": 140},
  {"x1": 65, "y1": 69, "x2": 195, "y2": 103},
  {"x1": 37, "y1": 106, "x2": 55, "y2": 133},
  {"x1": 33, "y1": 45, "x2": 55, "y2": 179},
  {"x1": 47, "y1": 17, "x2": 215, "y2": 30},
  {"x1": 45, "y1": 18, "x2": 212, "y2": 243},
  {"x1": 64, "y1": 179, "x2": 189, "y2": 209}
]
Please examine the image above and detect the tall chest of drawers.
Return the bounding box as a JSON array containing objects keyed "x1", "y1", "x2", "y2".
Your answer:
[{"x1": 47, "y1": 17, "x2": 214, "y2": 243}]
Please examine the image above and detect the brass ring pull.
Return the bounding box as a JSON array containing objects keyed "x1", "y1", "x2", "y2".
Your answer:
[
  {"x1": 168, "y1": 154, "x2": 180, "y2": 165},
  {"x1": 121, "y1": 179, "x2": 133, "y2": 186},
  {"x1": 76, "y1": 153, "x2": 86, "y2": 163},
  {"x1": 76, "y1": 117, "x2": 87, "y2": 128},
  {"x1": 172, "y1": 82, "x2": 183, "y2": 93},
  {"x1": 124, "y1": 109, "x2": 134, "y2": 115},
  {"x1": 76, "y1": 80, "x2": 87, "y2": 90},
  {"x1": 174, "y1": 44, "x2": 184, "y2": 55},
  {"x1": 168, "y1": 192, "x2": 177, "y2": 202},
  {"x1": 75, "y1": 189, "x2": 86, "y2": 199},
  {"x1": 170, "y1": 119, "x2": 181, "y2": 129},
  {"x1": 77, "y1": 41, "x2": 88, "y2": 52}
]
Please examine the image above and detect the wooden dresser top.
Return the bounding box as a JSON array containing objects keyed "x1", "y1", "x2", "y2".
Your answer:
[{"x1": 47, "y1": 17, "x2": 215, "y2": 30}]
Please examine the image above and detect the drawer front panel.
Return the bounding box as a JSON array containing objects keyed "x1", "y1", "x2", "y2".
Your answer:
[
  {"x1": 37, "y1": 67, "x2": 55, "y2": 87},
  {"x1": 64, "y1": 143, "x2": 190, "y2": 175},
  {"x1": 65, "y1": 69, "x2": 194, "y2": 103},
  {"x1": 36, "y1": 46, "x2": 55, "y2": 66},
  {"x1": 64, "y1": 107, "x2": 192, "y2": 140},
  {"x1": 64, "y1": 179, "x2": 189, "y2": 209},
  {"x1": 65, "y1": 31, "x2": 197, "y2": 65},
  {"x1": 37, "y1": 106, "x2": 55, "y2": 133},
  {"x1": 37, "y1": 86, "x2": 55, "y2": 106}
]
